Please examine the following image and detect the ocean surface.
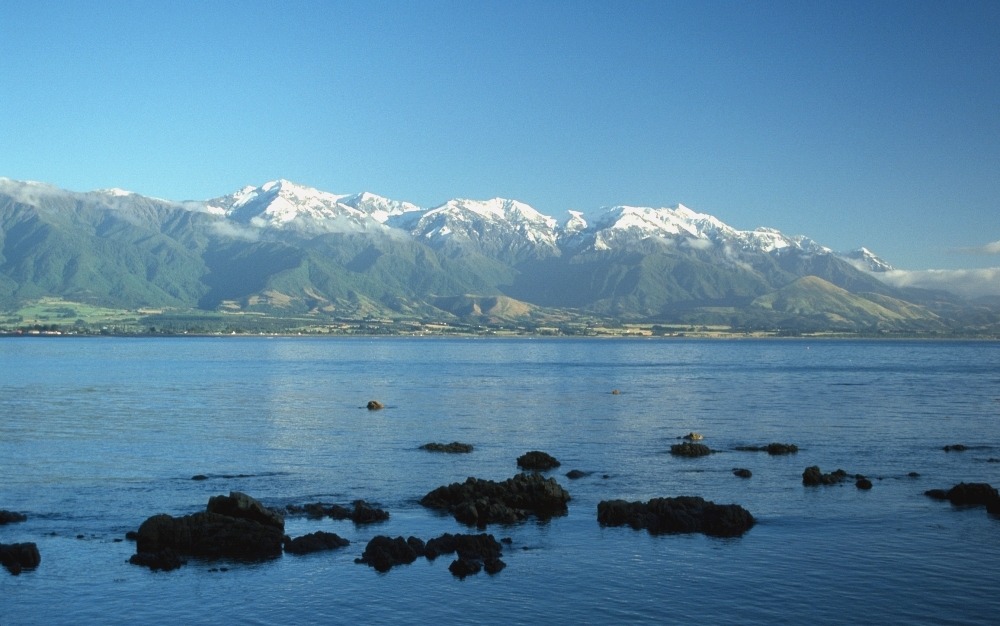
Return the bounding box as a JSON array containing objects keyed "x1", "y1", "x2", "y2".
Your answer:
[{"x1": 2, "y1": 337, "x2": 998, "y2": 625}]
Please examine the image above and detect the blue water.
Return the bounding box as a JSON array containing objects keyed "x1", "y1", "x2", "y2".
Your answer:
[{"x1": 2, "y1": 337, "x2": 999, "y2": 625}]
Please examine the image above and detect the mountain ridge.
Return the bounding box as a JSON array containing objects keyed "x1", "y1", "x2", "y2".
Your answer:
[{"x1": 0, "y1": 177, "x2": 994, "y2": 333}]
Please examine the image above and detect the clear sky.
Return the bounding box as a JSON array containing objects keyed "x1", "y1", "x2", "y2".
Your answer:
[{"x1": 2, "y1": 0, "x2": 998, "y2": 280}]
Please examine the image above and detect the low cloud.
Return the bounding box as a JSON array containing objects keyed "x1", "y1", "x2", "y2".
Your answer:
[
  {"x1": 210, "y1": 220, "x2": 261, "y2": 242},
  {"x1": 876, "y1": 268, "x2": 1000, "y2": 299},
  {"x1": 959, "y1": 240, "x2": 1000, "y2": 255}
]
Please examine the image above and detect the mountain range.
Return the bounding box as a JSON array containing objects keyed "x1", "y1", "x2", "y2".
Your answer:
[{"x1": 1, "y1": 177, "x2": 996, "y2": 333}]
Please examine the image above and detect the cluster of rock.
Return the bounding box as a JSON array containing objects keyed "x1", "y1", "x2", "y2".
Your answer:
[
  {"x1": 420, "y1": 472, "x2": 571, "y2": 527},
  {"x1": 0, "y1": 510, "x2": 40, "y2": 576},
  {"x1": 420, "y1": 442, "x2": 474, "y2": 453},
  {"x1": 286, "y1": 500, "x2": 389, "y2": 524},
  {"x1": 925, "y1": 482, "x2": 1000, "y2": 516},
  {"x1": 597, "y1": 496, "x2": 755, "y2": 538},
  {"x1": 356, "y1": 532, "x2": 506, "y2": 578},
  {"x1": 802, "y1": 466, "x2": 872, "y2": 490},
  {"x1": 670, "y1": 442, "x2": 712, "y2": 457},
  {"x1": 129, "y1": 492, "x2": 287, "y2": 571},
  {"x1": 734, "y1": 443, "x2": 799, "y2": 455},
  {"x1": 284, "y1": 531, "x2": 350, "y2": 555}
]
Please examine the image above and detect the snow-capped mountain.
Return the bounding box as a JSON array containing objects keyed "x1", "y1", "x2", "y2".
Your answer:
[
  {"x1": 205, "y1": 179, "x2": 411, "y2": 234},
  {"x1": 841, "y1": 247, "x2": 895, "y2": 272},
  {"x1": 5, "y1": 176, "x2": 980, "y2": 333},
  {"x1": 399, "y1": 197, "x2": 560, "y2": 261}
]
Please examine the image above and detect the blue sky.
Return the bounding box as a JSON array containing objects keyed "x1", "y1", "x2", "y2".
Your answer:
[{"x1": 2, "y1": 0, "x2": 998, "y2": 281}]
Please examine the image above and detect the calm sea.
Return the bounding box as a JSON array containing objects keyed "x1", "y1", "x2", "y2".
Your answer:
[{"x1": 2, "y1": 337, "x2": 999, "y2": 625}]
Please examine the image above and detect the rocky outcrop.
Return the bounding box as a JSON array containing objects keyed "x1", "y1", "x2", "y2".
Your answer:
[
  {"x1": 670, "y1": 442, "x2": 712, "y2": 457},
  {"x1": 356, "y1": 536, "x2": 426, "y2": 572},
  {"x1": 286, "y1": 500, "x2": 389, "y2": 524},
  {"x1": 733, "y1": 468, "x2": 752, "y2": 479},
  {"x1": 925, "y1": 482, "x2": 999, "y2": 507},
  {"x1": 284, "y1": 531, "x2": 350, "y2": 555},
  {"x1": 734, "y1": 443, "x2": 799, "y2": 455},
  {"x1": 420, "y1": 472, "x2": 571, "y2": 527},
  {"x1": 516, "y1": 451, "x2": 560, "y2": 471},
  {"x1": 597, "y1": 496, "x2": 755, "y2": 538},
  {"x1": 1, "y1": 542, "x2": 40, "y2": 575},
  {"x1": 0, "y1": 510, "x2": 27, "y2": 525},
  {"x1": 366, "y1": 400, "x2": 384, "y2": 410},
  {"x1": 802, "y1": 466, "x2": 849, "y2": 486},
  {"x1": 129, "y1": 492, "x2": 285, "y2": 570},
  {"x1": 420, "y1": 442, "x2": 474, "y2": 453},
  {"x1": 356, "y1": 533, "x2": 505, "y2": 577}
]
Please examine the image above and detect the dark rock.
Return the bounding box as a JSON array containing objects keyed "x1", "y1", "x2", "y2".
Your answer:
[
  {"x1": 802, "y1": 466, "x2": 850, "y2": 486},
  {"x1": 943, "y1": 444, "x2": 968, "y2": 452},
  {"x1": 670, "y1": 442, "x2": 712, "y2": 457},
  {"x1": 288, "y1": 500, "x2": 388, "y2": 524},
  {"x1": 0, "y1": 510, "x2": 27, "y2": 525},
  {"x1": 366, "y1": 400, "x2": 384, "y2": 410},
  {"x1": 733, "y1": 443, "x2": 798, "y2": 455},
  {"x1": 924, "y1": 489, "x2": 949, "y2": 501},
  {"x1": 191, "y1": 474, "x2": 208, "y2": 481},
  {"x1": 908, "y1": 472, "x2": 921, "y2": 478},
  {"x1": 130, "y1": 493, "x2": 285, "y2": 569},
  {"x1": 449, "y1": 557, "x2": 482, "y2": 578},
  {"x1": 566, "y1": 469, "x2": 591, "y2": 480},
  {"x1": 856, "y1": 477, "x2": 873, "y2": 490},
  {"x1": 355, "y1": 536, "x2": 424, "y2": 572},
  {"x1": 421, "y1": 442, "x2": 474, "y2": 453},
  {"x1": 733, "y1": 468, "x2": 752, "y2": 479},
  {"x1": 420, "y1": 472, "x2": 571, "y2": 527},
  {"x1": 424, "y1": 533, "x2": 503, "y2": 562},
  {"x1": 129, "y1": 549, "x2": 184, "y2": 572},
  {"x1": 945, "y1": 482, "x2": 998, "y2": 506},
  {"x1": 284, "y1": 531, "x2": 350, "y2": 555},
  {"x1": 517, "y1": 450, "x2": 561, "y2": 471},
  {"x1": 597, "y1": 496, "x2": 755, "y2": 538},
  {"x1": 424, "y1": 533, "x2": 505, "y2": 578},
  {"x1": 0, "y1": 542, "x2": 41, "y2": 575},
  {"x1": 206, "y1": 491, "x2": 285, "y2": 530},
  {"x1": 348, "y1": 500, "x2": 390, "y2": 524}
]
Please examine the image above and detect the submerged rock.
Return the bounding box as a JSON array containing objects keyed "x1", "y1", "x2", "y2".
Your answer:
[
  {"x1": 856, "y1": 477, "x2": 873, "y2": 490},
  {"x1": 942, "y1": 444, "x2": 968, "y2": 452},
  {"x1": 420, "y1": 442, "x2": 474, "y2": 454},
  {"x1": 286, "y1": 500, "x2": 389, "y2": 524},
  {"x1": 733, "y1": 468, "x2": 752, "y2": 479},
  {"x1": 366, "y1": 400, "x2": 384, "y2": 410},
  {"x1": 356, "y1": 532, "x2": 505, "y2": 577},
  {"x1": 516, "y1": 450, "x2": 561, "y2": 471},
  {"x1": 735, "y1": 443, "x2": 799, "y2": 455},
  {"x1": 597, "y1": 496, "x2": 755, "y2": 538},
  {"x1": 420, "y1": 472, "x2": 570, "y2": 527},
  {"x1": 566, "y1": 469, "x2": 592, "y2": 480}
]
